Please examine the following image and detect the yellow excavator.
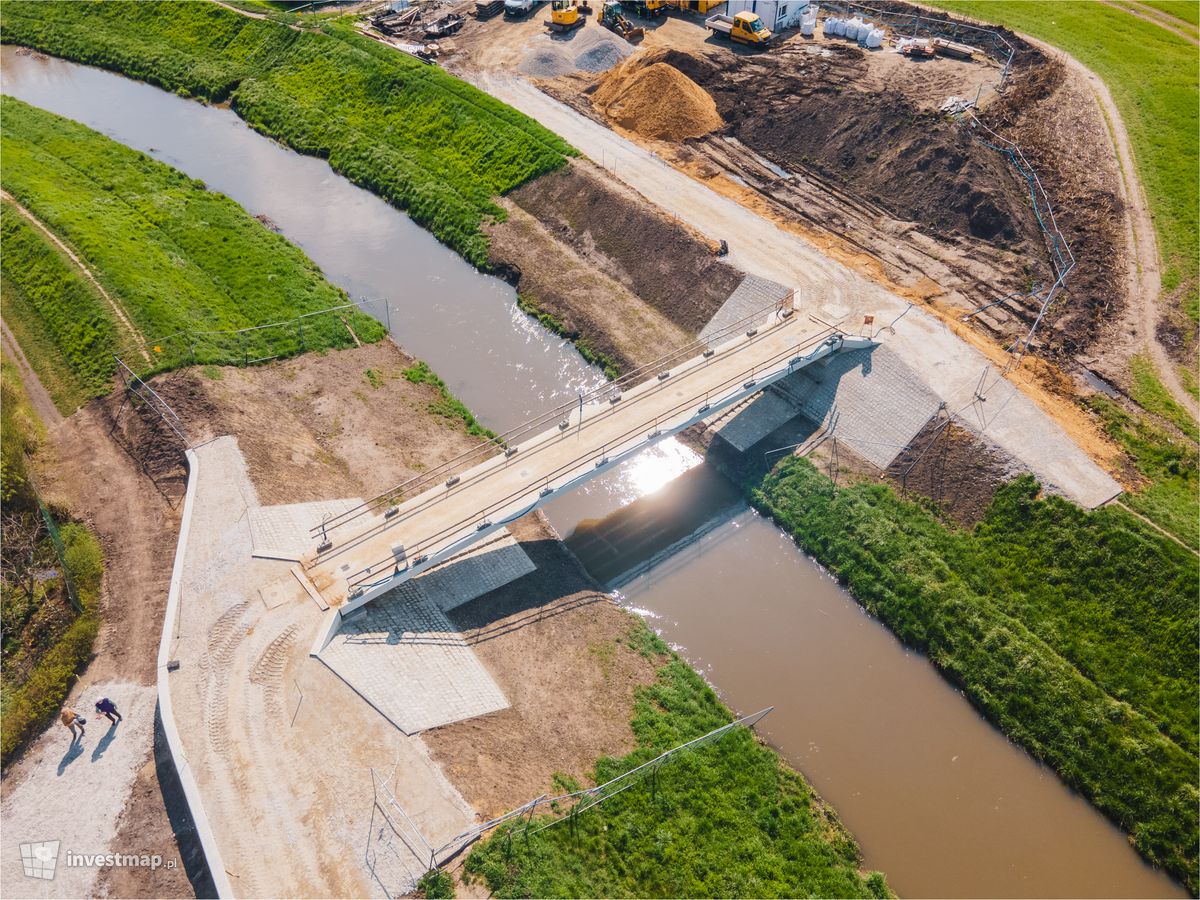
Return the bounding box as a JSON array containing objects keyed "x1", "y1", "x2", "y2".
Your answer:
[{"x1": 548, "y1": 0, "x2": 588, "y2": 32}]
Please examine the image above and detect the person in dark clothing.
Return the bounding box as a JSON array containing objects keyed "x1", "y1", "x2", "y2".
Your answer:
[{"x1": 94, "y1": 697, "x2": 122, "y2": 725}]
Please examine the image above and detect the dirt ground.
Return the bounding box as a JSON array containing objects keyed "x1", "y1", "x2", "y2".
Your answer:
[
  {"x1": 450, "y1": 1, "x2": 1146, "y2": 381},
  {"x1": 426, "y1": 514, "x2": 663, "y2": 818},
  {"x1": 501, "y1": 160, "x2": 743, "y2": 336},
  {"x1": 4, "y1": 333, "x2": 683, "y2": 897},
  {"x1": 884, "y1": 417, "x2": 1022, "y2": 524}
]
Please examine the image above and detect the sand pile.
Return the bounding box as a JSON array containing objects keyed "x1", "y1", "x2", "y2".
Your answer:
[{"x1": 592, "y1": 59, "x2": 723, "y2": 141}]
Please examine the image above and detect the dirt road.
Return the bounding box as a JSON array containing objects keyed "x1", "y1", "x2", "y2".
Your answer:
[
  {"x1": 1098, "y1": 0, "x2": 1199, "y2": 44},
  {"x1": 1031, "y1": 38, "x2": 1197, "y2": 418},
  {"x1": 1, "y1": 319, "x2": 62, "y2": 426},
  {"x1": 1, "y1": 191, "x2": 152, "y2": 367},
  {"x1": 466, "y1": 70, "x2": 1121, "y2": 508}
]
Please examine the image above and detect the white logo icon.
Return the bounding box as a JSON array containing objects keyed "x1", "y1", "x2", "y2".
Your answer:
[{"x1": 20, "y1": 841, "x2": 60, "y2": 880}]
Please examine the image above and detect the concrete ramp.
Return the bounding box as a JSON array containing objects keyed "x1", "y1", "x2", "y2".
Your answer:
[
  {"x1": 700, "y1": 274, "x2": 792, "y2": 345},
  {"x1": 317, "y1": 532, "x2": 534, "y2": 734},
  {"x1": 249, "y1": 499, "x2": 362, "y2": 561},
  {"x1": 715, "y1": 345, "x2": 943, "y2": 468}
]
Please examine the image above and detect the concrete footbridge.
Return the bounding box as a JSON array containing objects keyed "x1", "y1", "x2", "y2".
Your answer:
[{"x1": 302, "y1": 301, "x2": 874, "y2": 623}]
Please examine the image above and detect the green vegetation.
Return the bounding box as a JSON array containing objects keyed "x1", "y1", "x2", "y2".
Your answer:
[
  {"x1": 0, "y1": 360, "x2": 102, "y2": 763},
  {"x1": 1088, "y1": 393, "x2": 1199, "y2": 550},
  {"x1": 467, "y1": 628, "x2": 890, "y2": 899},
  {"x1": 0, "y1": 1, "x2": 576, "y2": 268},
  {"x1": 402, "y1": 361, "x2": 496, "y2": 439},
  {"x1": 1, "y1": 98, "x2": 384, "y2": 377},
  {"x1": 1129, "y1": 354, "x2": 1200, "y2": 442},
  {"x1": 1, "y1": 202, "x2": 119, "y2": 412},
  {"x1": 751, "y1": 457, "x2": 1198, "y2": 891},
  {"x1": 416, "y1": 869, "x2": 455, "y2": 899},
  {"x1": 928, "y1": 1, "x2": 1199, "y2": 323},
  {"x1": 1142, "y1": 0, "x2": 1200, "y2": 28}
]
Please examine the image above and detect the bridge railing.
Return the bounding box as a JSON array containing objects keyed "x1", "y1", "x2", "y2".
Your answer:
[
  {"x1": 340, "y1": 328, "x2": 845, "y2": 594},
  {"x1": 310, "y1": 295, "x2": 798, "y2": 541}
]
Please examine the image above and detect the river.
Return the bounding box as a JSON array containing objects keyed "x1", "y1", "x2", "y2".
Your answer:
[{"x1": 1, "y1": 46, "x2": 1183, "y2": 899}]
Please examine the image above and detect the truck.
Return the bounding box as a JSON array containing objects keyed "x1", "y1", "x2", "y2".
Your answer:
[
  {"x1": 504, "y1": 0, "x2": 536, "y2": 16},
  {"x1": 705, "y1": 10, "x2": 772, "y2": 45}
]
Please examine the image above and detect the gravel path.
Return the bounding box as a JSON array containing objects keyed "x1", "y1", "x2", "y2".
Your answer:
[{"x1": 1, "y1": 683, "x2": 160, "y2": 898}]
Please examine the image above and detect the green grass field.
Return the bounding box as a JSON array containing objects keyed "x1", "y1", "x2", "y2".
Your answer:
[
  {"x1": 929, "y1": 1, "x2": 1199, "y2": 325},
  {"x1": 1, "y1": 97, "x2": 385, "y2": 388},
  {"x1": 467, "y1": 626, "x2": 891, "y2": 899},
  {"x1": 0, "y1": 1, "x2": 576, "y2": 268},
  {"x1": 751, "y1": 459, "x2": 1198, "y2": 892},
  {"x1": 1, "y1": 202, "x2": 118, "y2": 412}
]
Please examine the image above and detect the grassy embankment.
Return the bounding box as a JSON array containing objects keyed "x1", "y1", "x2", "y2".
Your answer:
[
  {"x1": 0, "y1": 1, "x2": 575, "y2": 271},
  {"x1": 751, "y1": 458, "x2": 1198, "y2": 892},
  {"x1": 928, "y1": 2, "x2": 1200, "y2": 382},
  {"x1": 0, "y1": 360, "x2": 104, "y2": 763},
  {"x1": 1, "y1": 97, "x2": 387, "y2": 405},
  {"x1": 466, "y1": 623, "x2": 890, "y2": 899}
]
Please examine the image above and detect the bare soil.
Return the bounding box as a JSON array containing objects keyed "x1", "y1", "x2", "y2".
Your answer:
[
  {"x1": 427, "y1": 514, "x2": 664, "y2": 818},
  {"x1": 504, "y1": 161, "x2": 744, "y2": 335},
  {"x1": 9, "y1": 335, "x2": 675, "y2": 897},
  {"x1": 885, "y1": 417, "x2": 1022, "y2": 524},
  {"x1": 485, "y1": 195, "x2": 693, "y2": 373}
]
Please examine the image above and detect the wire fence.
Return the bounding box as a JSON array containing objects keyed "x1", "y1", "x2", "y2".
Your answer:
[
  {"x1": 111, "y1": 297, "x2": 391, "y2": 378},
  {"x1": 366, "y1": 706, "x2": 774, "y2": 896}
]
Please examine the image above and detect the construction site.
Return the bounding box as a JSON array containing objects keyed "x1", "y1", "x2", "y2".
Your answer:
[{"x1": 0, "y1": 1, "x2": 1195, "y2": 899}]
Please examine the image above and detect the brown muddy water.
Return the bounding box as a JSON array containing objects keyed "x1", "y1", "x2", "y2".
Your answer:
[{"x1": 1, "y1": 47, "x2": 1184, "y2": 898}]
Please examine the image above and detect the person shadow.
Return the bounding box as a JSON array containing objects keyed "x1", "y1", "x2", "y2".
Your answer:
[
  {"x1": 57, "y1": 739, "x2": 85, "y2": 776},
  {"x1": 91, "y1": 722, "x2": 120, "y2": 763}
]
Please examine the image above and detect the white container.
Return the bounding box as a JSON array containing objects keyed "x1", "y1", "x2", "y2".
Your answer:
[
  {"x1": 822, "y1": 16, "x2": 838, "y2": 36},
  {"x1": 801, "y1": 8, "x2": 817, "y2": 35},
  {"x1": 865, "y1": 27, "x2": 883, "y2": 48},
  {"x1": 846, "y1": 17, "x2": 864, "y2": 39},
  {"x1": 857, "y1": 20, "x2": 873, "y2": 41},
  {"x1": 834, "y1": 17, "x2": 849, "y2": 36}
]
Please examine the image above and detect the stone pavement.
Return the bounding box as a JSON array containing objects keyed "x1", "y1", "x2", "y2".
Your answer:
[
  {"x1": 318, "y1": 534, "x2": 535, "y2": 734},
  {"x1": 715, "y1": 345, "x2": 944, "y2": 469},
  {"x1": 0, "y1": 682, "x2": 159, "y2": 900},
  {"x1": 249, "y1": 499, "x2": 362, "y2": 561}
]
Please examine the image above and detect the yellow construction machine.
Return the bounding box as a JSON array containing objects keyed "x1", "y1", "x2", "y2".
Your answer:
[
  {"x1": 548, "y1": 0, "x2": 588, "y2": 32},
  {"x1": 599, "y1": 1, "x2": 645, "y2": 40}
]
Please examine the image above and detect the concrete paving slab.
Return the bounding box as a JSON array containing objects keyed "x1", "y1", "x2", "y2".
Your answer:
[
  {"x1": 320, "y1": 592, "x2": 510, "y2": 735},
  {"x1": 700, "y1": 274, "x2": 793, "y2": 345},
  {"x1": 317, "y1": 533, "x2": 533, "y2": 734},
  {"x1": 249, "y1": 498, "x2": 362, "y2": 561},
  {"x1": 716, "y1": 390, "x2": 804, "y2": 452},
  {"x1": 778, "y1": 345, "x2": 945, "y2": 469}
]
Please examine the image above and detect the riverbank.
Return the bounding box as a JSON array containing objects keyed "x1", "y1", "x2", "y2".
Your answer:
[
  {"x1": 748, "y1": 454, "x2": 1198, "y2": 892},
  {"x1": 1, "y1": 20, "x2": 1191, "y2": 897},
  {"x1": 0, "y1": 97, "x2": 384, "y2": 392}
]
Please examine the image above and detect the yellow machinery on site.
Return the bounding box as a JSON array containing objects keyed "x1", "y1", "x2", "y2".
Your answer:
[
  {"x1": 548, "y1": 0, "x2": 588, "y2": 31},
  {"x1": 705, "y1": 9, "x2": 773, "y2": 45},
  {"x1": 599, "y1": 1, "x2": 645, "y2": 40}
]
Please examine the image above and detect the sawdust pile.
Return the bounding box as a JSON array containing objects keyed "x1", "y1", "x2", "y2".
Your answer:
[{"x1": 592, "y1": 59, "x2": 723, "y2": 141}]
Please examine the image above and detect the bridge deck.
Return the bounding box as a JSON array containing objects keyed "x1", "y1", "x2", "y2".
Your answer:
[{"x1": 304, "y1": 309, "x2": 864, "y2": 612}]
